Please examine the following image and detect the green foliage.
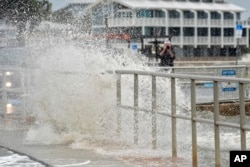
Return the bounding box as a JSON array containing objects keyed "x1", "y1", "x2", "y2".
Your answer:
[
  {"x1": 52, "y1": 9, "x2": 92, "y2": 35},
  {"x1": 0, "y1": 0, "x2": 52, "y2": 32}
]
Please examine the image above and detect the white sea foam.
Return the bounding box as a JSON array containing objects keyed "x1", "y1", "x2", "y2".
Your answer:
[{"x1": 0, "y1": 153, "x2": 45, "y2": 167}]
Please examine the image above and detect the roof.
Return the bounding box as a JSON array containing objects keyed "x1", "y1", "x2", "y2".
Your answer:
[
  {"x1": 90, "y1": 0, "x2": 246, "y2": 12},
  {"x1": 53, "y1": 0, "x2": 96, "y2": 13},
  {"x1": 68, "y1": 0, "x2": 96, "y2": 3}
]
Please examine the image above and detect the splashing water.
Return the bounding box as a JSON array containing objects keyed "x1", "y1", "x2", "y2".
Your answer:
[{"x1": 24, "y1": 22, "x2": 179, "y2": 149}]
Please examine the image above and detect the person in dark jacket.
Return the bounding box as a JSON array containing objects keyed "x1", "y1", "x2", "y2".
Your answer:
[{"x1": 159, "y1": 38, "x2": 175, "y2": 66}]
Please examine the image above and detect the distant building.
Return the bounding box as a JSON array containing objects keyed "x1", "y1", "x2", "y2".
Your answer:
[
  {"x1": 0, "y1": 19, "x2": 18, "y2": 48},
  {"x1": 53, "y1": 0, "x2": 96, "y2": 18},
  {"x1": 87, "y1": 0, "x2": 249, "y2": 57}
]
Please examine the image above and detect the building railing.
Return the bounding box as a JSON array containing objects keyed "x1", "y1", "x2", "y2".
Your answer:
[
  {"x1": 197, "y1": 19, "x2": 209, "y2": 26},
  {"x1": 108, "y1": 17, "x2": 237, "y2": 28},
  {"x1": 115, "y1": 69, "x2": 250, "y2": 167},
  {"x1": 210, "y1": 19, "x2": 222, "y2": 26},
  {"x1": 183, "y1": 18, "x2": 195, "y2": 26}
]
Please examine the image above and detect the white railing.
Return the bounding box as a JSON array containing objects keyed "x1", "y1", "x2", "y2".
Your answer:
[
  {"x1": 197, "y1": 36, "x2": 209, "y2": 44},
  {"x1": 183, "y1": 36, "x2": 195, "y2": 45},
  {"x1": 183, "y1": 19, "x2": 195, "y2": 26},
  {"x1": 211, "y1": 37, "x2": 221, "y2": 44},
  {"x1": 197, "y1": 19, "x2": 209, "y2": 26},
  {"x1": 223, "y1": 20, "x2": 235, "y2": 27},
  {"x1": 168, "y1": 18, "x2": 182, "y2": 26},
  {"x1": 115, "y1": 69, "x2": 250, "y2": 167},
  {"x1": 109, "y1": 18, "x2": 166, "y2": 27},
  {"x1": 223, "y1": 37, "x2": 234, "y2": 44}
]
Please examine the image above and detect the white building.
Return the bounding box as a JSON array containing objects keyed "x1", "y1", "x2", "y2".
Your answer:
[
  {"x1": 0, "y1": 19, "x2": 18, "y2": 48},
  {"x1": 53, "y1": 0, "x2": 96, "y2": 18},
  {"x1": 88, "y1": 0, "x2": 249, "y2": 57}
]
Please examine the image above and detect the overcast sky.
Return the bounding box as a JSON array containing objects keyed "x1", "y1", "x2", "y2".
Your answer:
[
  {"x1": 48, "y1": 0, "x2": 250, "y2": 20},
  {"x1": 228, "y1": 0, "x2": 250, "y2": 20}
]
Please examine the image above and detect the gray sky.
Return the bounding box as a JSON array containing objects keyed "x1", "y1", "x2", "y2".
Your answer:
[
  {"x1": 49, "y1": 0, "x2": 67, "y2": 11},
  {"x1": 228, "y1": 0, "x2": 250, "y2": 20},
  {"x1": 49, "y1": 0, "x2": 250, "y2": 20}
]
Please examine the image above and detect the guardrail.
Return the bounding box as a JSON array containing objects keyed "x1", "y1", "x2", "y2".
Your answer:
[
  {"x1": 115, "y1": 70, "x2": 250, "y2": 167},
  {"x1": 150, "y1": 65, "x2": 249, "y2": 78}
]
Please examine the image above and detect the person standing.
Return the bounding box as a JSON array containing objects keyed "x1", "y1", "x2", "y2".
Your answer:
[{"x1": 159, "y1": 37, "x2": 175, "y2": 66}]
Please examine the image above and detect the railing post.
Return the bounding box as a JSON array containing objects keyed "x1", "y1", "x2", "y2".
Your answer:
[
  {"x1": 191, "y1": 79, "x2": 198, "y2": 167},
  {"x1": 171, "y1": 77, "x2": 177, "y2": 158},
  {"x1": 213, "y1": 81, "x2": 221, "y2": 167},
  {"x1": 116, "y1": 74, "x2": 121, "y2": 135},
  {"x1": 134, "y1": 74, "x2": 139, "y2": 145},
  {"x1": 239, "y1": 82, "x2": 246, "y2": 150},
  {"x1": 152, "y1": 75, "x2": 157, "y2": 149}
]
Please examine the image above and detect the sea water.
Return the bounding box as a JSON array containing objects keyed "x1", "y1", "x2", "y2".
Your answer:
[{"x1": 1, "y1": 22, "x2": 250, "y2": 166}]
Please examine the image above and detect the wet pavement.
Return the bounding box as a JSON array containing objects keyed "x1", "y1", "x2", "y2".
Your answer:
[
  {"x1": 0, "y1": 121, "x2": 137, "y2": 167},
  {"x1": 0, "y1": 119, "x2": 188, "y2": 167}
]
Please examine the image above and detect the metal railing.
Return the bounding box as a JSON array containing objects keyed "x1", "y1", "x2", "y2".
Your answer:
[{"x1": 115, "y1": 70, "x2": 250, "y2": 167}]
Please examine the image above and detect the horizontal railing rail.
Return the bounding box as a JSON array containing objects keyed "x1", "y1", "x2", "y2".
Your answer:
[{"x1": 115, "y1": 69, "x2": 250, "y2": 167}]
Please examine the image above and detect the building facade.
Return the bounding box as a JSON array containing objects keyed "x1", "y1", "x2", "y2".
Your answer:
[{"x1": 88, "y1": 0, "x2": 249, "y2": 57}]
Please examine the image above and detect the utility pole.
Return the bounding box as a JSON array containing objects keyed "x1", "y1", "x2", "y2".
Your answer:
[
  {"x1": 105, "y1": 16, "x2": 109, "y2": 47},
  {"x1": 235, "y1": 21, "x2": 243, "y2": 65}
]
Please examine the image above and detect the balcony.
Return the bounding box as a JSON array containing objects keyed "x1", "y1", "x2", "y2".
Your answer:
[
  {"x1": 210, "y1": 37, "x2": 221, "y2": 44},
  {"x1": 183, "y1": 19, "x2": 195, "y2": 26},
  {"x1": 197, "y1": 19, "x2": 209, "y2": 26},
  {"x1": 109, "y1": 18, "x2": 134, "y2": 27},
  {"x1": 136, "y1": 18, "x2": 166, "y2": 26},
  {"x1": 168, "y1": 18, "x2": 181, "y2": 26},
  {"x1": 210, "y1": 20, "x2": 222, "y2": 26},
  {"x1": 223, "y1": 37, "x2": 234, "y2": 45},
  {"x1": 223, "y1": 20, "x2": 235, "y2": 27},
  {"x1": 183, "y1": 36, "x2": 195, "y2": 45},
  {"x1": 108, "y1": 18, "x2": 166, "y2": 27},
  {"x1": 197, "y1": 37, "x2": 209, "y2": 44},
  {"x1": 239, "y1": 37, "x2": 248, "y2": 45},
  {"x1": 171, "y1": 36, "x2": 181, "y2": 45}
]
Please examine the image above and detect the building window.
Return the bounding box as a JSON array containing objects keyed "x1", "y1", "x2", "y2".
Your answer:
[
  {"x1": 224, "y1": 12, "x2": 233, "y2": 19},
  {"x1": 211, "y1": 12, "x2": 221, "y2": 19},
  {"x1": 183, "y1": 27, "x2": 194, "y2": 36},
  {"x1": 144, "y1": 27, "x2": 166, "y2": 37},
  {"x1": 155, "y1": 10, "x2": 165, "y2": 18},
  {"x1": 114, "y1": 3, "x2": 129, "y2": 10},
  {"x1": 211, "y1": 28, "x2": 221, "y2": 36},
  {"x1": 129, "y1": 27, "x2": 142, "y2": 38},
  {"x1": 224, "y1": 28, "x2": 234, "y2": 37},
  {"x1": 136, "y1": 10, "x2": 165, "y2": 18},
  {"x1": 184, "y1": 11, "x2": 194, "y2": 19},
  {"x1": 198, "y1": 28, "x2": 208, "y2": 36},
  {"x1": 198, "y1": 11, "x2": 208, "y2": 19},
  {"x1": 189, "y1": 0, "x2": 199, "y2": 2},
  {"x1": 236, "y1": 13, "x2": 241, "y2": 20},
  {"x1": 242, "y1": 28, "x2": 247, "y2": 37},
  {"x1": 214, "y1": 0, "x2": 224, "y2": 3},
  {"x1": 202, "y1": 0, "x2": 213, "y2": 2},
  {"x1": 168, "y1": 27, "x2": 180, "y2": 36},
  {"x1": 168, "y1": 10, "x2": 180, "y2": 19},
  {"x1": 115, "y1": 11, "x2": 132, "y2": 18},
  {"x1": 136, "y1": 10, "x2": 153, "y2": 18}
]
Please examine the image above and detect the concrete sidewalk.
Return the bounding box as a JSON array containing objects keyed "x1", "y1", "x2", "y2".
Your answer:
[{"x1": 0, "y1": 124, "x2": 136, "y2": 167}]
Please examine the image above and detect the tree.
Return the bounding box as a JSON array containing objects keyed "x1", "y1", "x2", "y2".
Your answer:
[{"x1": 0, "y1": 0, "x2": 52, "y2": 35}]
